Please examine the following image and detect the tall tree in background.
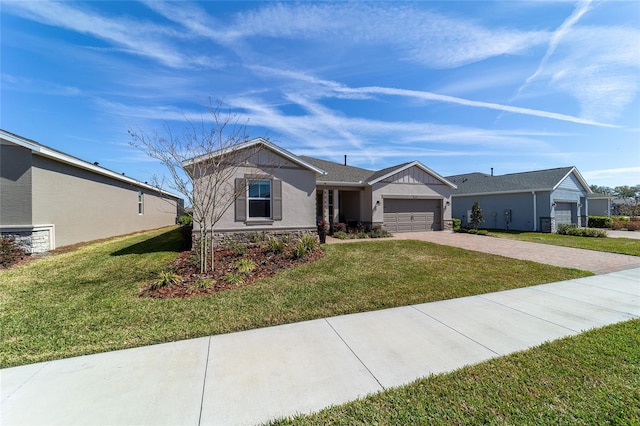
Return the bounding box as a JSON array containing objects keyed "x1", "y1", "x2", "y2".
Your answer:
[
  {"x1": 470, "y1": 201, "x2": 484, "y2": 229},
  {"x1": 129, "y1": 100, "x2": 261, "y2": 273}
]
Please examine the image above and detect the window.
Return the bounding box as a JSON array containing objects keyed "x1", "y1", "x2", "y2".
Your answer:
[
  {"x1": 138, "y1": 191, "x2": 144, "y2": 214},
  {"x1": 248, "y1": 179, "x2": 271, "y2": 218}
]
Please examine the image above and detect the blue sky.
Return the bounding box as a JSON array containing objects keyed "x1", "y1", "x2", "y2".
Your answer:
[{"x1": 2, "y1": 1, "x2": 639, "y2": 189}]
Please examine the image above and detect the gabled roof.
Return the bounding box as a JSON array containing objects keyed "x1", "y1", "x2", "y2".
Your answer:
[
  {"x1": 367, "y1": 161, "x2": 457, "y2": 188},
  {"x1": 299, "y1": 156, "x2": 373, "y2": 184},
  {"x1": 301, "y1": 156, "x2": 456, "y2": 188},
  {"x1": 0, "y1": 129, "x2": 181, "y2": 199},
  {"x1": 184, "y1": 138, "x2": 326, "y2": 175},
  {"x1": 446, "y1": 166, "x2": 592, "y2": 196}
]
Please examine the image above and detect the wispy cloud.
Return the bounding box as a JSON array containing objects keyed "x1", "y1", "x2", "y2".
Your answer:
[
  {"x1": 517, "y1": 0, "x2": 594, "y2": 95},
  {"x1": 251, "y1": 65, "x2": 618, "y2": 128},
  {"x1": 2, "y1": 73, "x2": 82, "y2": 96},
  {"x1": 3, "y1": 0, "x2": 213, "y2": 69}
]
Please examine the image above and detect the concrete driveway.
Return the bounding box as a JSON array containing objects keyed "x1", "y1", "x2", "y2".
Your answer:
[{"x1": 328, "y1": 231, "x2": 640, "y2": 274}]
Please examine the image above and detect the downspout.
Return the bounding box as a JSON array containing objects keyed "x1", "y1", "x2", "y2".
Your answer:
[{"x1": 532, "y1": 191, "x2": 537, "y2": 231}]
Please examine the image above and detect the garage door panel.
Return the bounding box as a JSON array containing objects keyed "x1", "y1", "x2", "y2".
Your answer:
[
  {"x1": 383, "y1": 199, "x2": 441, "y2": 232},
  {"x1": 555, "y1": 202, "x2": 574, "y2": 225}
]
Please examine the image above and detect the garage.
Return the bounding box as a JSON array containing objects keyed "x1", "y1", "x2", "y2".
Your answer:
[
  {"x1": 554, "y1": 202, "x2": 575, "y2": 225},
  {"x1": 383, "y1": 198, "x2": 441, "y2": 232}
]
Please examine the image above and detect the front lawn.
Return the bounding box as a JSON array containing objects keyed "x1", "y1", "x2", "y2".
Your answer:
[
  {"x1": 0, "y1": 227, "x2": 590, "y2": 368},
  {"x1": 270, "y1": 319, "x2": 640, "y2": 425},
  {"x1": 488, "y1": 230, "x2": 640, "y2": 256}
]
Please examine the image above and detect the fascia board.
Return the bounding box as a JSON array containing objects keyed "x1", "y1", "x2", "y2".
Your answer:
[{"x1": 316, "y1": 181, "x2": 366, "y2": 187}]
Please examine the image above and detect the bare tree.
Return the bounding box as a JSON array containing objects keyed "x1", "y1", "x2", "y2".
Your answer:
[{"x1": 129, "y1": 100, "x2": 262, "y2": 273}]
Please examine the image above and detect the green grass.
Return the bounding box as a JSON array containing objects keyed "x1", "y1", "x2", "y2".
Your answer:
[
  {"x1": 269, "y1": 319, "x2": 640, "y2": 425},
  {"x1": 1, "y1": 227, "x2": 590, "y2": 368},
  {"x1": 489, "y1": 230, "x2": 640, "y2": 256}
]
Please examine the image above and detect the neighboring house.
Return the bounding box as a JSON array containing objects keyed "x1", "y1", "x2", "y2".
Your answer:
[
  {"x1": 588, "y1": 193, "x2": 612, "y2": 217},
  {"x1": 1, "y1": 129, "x2": 183, "y2": 253},
  {"x1": 446, "y1": 167, "x2": 592, "y2": 233},
  {"x1": 300, "y1": 156, "x2": 456, "y2": 232},
  {"x1": 186, "y1": 138, "x2": 456, "y2": 240}
]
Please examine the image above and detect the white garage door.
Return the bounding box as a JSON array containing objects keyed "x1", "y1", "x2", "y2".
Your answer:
[
  {"x1": 383, "y1": 199, "x2": 441, "y2": 232},
  {"x1": 555, "y1": 202, "x2": 574, "y2": 225}
]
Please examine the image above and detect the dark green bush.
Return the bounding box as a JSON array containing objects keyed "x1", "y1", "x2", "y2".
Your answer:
[
  {"x1": 333, "y1": 231, "x2": 348, "y2": 239},
  {"x1": 588, "y1": 216, "x2": 612, "y2": 228},
  {"x1": 452, "y1": 218, "x2": 461, "y2": 231}
]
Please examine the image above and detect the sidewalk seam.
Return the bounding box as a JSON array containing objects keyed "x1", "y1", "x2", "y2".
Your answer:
[
  {"x1": 410, "y1": 304, "x2": 502, "y2": 356},
  {"x1": 198, "y1": 336, "x2": 212, "y2": 426},
  {"x1": 324, "y1": 318, "x2": 386, "y2": 391}
]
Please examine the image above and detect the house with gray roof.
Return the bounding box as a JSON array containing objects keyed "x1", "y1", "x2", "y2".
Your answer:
[
  {"x1": 186, "y1": 139, "x2": 456, "y2": 240},
  {"x1": 301, "y1": 156, "x2": 456, "y2": 232},
  {"x1": 446, "y1": 166, "x2": 592, "y2": 232},
  {"x1": 1, "y1": 129, "x2": 183, "y2": 253}
]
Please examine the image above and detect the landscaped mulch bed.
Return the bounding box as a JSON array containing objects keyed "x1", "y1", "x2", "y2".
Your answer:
[{"x1": 139, "y1": 243, "x2": 324, "y2": 299}]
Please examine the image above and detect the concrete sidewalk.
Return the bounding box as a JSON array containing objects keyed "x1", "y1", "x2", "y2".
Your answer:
[{"x1": 2, "y1": 268, "x2": 639, "y2": 425}]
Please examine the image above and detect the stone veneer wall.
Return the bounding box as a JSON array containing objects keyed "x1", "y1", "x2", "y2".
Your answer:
[
  {"x1": 195, "y1": 227, "x2": 318, "y2": 245},
  {"x1": 0, "y1": 225, "x2": 54, "y2": 254}
]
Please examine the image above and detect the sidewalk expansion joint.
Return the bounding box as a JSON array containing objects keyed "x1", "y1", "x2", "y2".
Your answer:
[
  {"x1": 324, "y1": 318, "x2": 386, "y2": 391},
  {"x1": 409, "y1": 305, "x2": 501, "y2": 357},
  {"x1": 198, "y1": 336, "x2": 212, "y2": 426}
]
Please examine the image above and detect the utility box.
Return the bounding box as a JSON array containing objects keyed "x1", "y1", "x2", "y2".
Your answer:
[{"x1": 504, "y1": 209, "x2": 512, "y2": 223}]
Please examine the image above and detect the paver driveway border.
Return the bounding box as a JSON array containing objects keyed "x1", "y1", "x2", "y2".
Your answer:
[{"x1": 327, "y1": 231, "x2": 640, "y2": 274}]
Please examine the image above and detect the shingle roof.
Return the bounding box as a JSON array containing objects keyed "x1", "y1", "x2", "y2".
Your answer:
[
  {"x1": 300, "y1": 156, "x2": 374, "y2": 183},
  {"x1": 366, "y1": 162, "x2": 412, "y2": 183},
  {"x1": 446, "y1": 167, "x2": 579, "y2": 195}
]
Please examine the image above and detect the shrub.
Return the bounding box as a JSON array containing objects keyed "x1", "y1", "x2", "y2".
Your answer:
[
  {"x1": 557, "y1": 224, "x2": 607, "y2": 237},
  {"x1": 223, "y1": 240, "x2": 247, "y2": 256},
  {"x1": 0, "y1": 237, "x2": 27, "y2": 268},
  {"x1": 300, "y1": 234, "x2": 317, "y2": 252},
  {"x1": 248, "y1": 231, "x2": 267, "y2": 244},
  {"x1": 151, "y1": 270, "x2": 181, "y2": 290},
  {"x1": 588, "y1": 216, "x2": 612, "y2": 228},
  {"x1": 191, "y1": 278, "x2": 213, "y2": 289},
  {"x1": 332, "y1": 223, "x2": 347, "y2": 234},
  {"x1": 267, "y1": 237, "x2": 285, "y2": 253},
  {"x1": 221, "y1": 273, "x2": 244, "y2": 285},
  {"x1": 369, "y1": 225, "x2": 392, "y2": 238},
  {"x1": 235, "y1": 259, "x2": 256, "y2": 275},
  {"x1": 332, "y1": 231, "x2": 348, "y2": 240},
  {"x1": 452, "y1": 218, "x2": 461, "y2": 232},
  {"x1": 280, "y1": 234, "x2": 294, "y2": 244},
  {"x1": 178, "y1": 214, "x2": 193, "y2": 226},
  {"x1": 556, "y1": 223, "x2": 577, "y2": 235},
  {"x1": 291, "y1": 240, "x2": 307, "y2": 259}
]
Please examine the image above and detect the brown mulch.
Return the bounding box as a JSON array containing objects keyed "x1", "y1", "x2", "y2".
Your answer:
[{"x1": 138, "y1": 244, "x2": 325, "y2": 299}]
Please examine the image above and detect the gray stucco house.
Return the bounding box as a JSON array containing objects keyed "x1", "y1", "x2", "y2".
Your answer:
[
  {"x1": 301, "y1": 156, "x2": 456, "y2": 232},
  {"x1": 187, "y1": 138, "x2": 456, "y2": 240},
  {"x1": 446, "y1": 167, "x2": 592, "y2": 233},
  {"x1": 1, "y1": 129, "x2": 183, "y2": 253}
]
